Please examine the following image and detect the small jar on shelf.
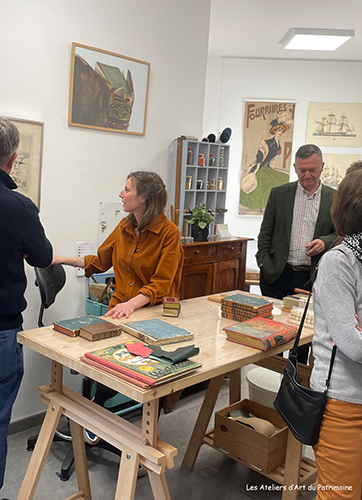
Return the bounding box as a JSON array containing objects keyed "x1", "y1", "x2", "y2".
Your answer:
[
  {"x1": 185, "y1": 176, "x2": 192, "y2": 190},
  {"x1": 209, "y1": 178, "x2": 216, "y2": 190},
  {"x1": 209, "y1": 154, "x2": 215, "y2": 166},
  {"x1": 187, "y1": 148, "x2": 193, "y2": 165},
  {"x1": 217, "y1": 176, "x2": 223, "y2": 190},
  {"x1": 219, "y1": 147, "x2": 225, "y2": 167},
  {"x1": 198, "y1": 153, "x2": 205, "y2": 166},
  {"x1": 196, "y1": 179, "x2": 203, "y2": 190}
]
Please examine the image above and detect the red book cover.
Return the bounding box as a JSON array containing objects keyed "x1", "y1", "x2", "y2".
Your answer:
[{"x1": 223, "y1": 316, "x2": 297, "y2": 350}]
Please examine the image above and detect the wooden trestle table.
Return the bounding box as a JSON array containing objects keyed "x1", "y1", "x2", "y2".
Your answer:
[{"x1": 17, "y1": 291, "x2": 315, "y2": 500}]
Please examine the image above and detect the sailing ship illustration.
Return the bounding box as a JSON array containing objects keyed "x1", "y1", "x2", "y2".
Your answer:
[
  {"x1": 321, "y1": 163, "x2": 344, "y2": 187},
  {"x1": 314, "y1": 112, "x2": 356, "y2": 137}
]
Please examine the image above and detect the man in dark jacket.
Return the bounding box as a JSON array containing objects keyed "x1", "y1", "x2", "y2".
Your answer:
[
  {"x1": 0, "y1": 117, "x2": 52, "y2": 492},
  {"x1": 256, "y1": 144, "x2": 337, "y2": 363}
]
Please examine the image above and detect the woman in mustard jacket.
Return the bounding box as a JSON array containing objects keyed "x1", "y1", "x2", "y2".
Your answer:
[{"x1": 53, "y1": 171, "x2": 184, "y2": 319}]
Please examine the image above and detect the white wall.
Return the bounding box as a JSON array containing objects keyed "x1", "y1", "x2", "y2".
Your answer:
[
  {"x1": 2, "y1": 0, "x2": 211, "y2": 421},
  {"x1": 203, "y1": 56, "x2": 362, "y2": 272}
]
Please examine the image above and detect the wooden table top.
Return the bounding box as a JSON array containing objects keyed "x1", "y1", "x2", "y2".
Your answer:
[{"x1": 18, "y1": 291, "x2": 313, "y2": 404}]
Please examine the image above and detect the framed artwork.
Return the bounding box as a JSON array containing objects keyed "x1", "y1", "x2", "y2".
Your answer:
[
  {"x1": 306, "y1": 102, "x2": 362, "y2": 147},
  {"x1": 239, "y1": 101, "x2": 296, "y2": 215},
  {"x1": 322, "y1": 153, "x2": 361, "y2": 188},
  {"x1": 8, "y1": 118, "x2": 44, "y2": 208},
  {"x1": 68, "y1": 42, "x2": 151, "y2": 136}
]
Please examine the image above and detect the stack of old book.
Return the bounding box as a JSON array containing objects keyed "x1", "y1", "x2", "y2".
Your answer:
[
  {"x1": 81, "y1": 340, "x2": 202, "y2": 389},
  {"x1": 221, "y1": 293, "x2": 273, "y2": 322},
  {"x1": 53, "y1": 315, "x2": 121, "y2": 341}
]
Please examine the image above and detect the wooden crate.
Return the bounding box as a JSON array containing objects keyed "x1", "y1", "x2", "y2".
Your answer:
[{"x1": 214, "y1": 399, "x2": 288, "y2": 473}]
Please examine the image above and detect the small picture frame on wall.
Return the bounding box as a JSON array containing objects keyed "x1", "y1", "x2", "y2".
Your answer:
[
  {"x1": 68, "y1": 42, "x2": 151, "y2": 136},
  {"x1": 8, "y1": 117, "x2": 44, "y2": 208}
]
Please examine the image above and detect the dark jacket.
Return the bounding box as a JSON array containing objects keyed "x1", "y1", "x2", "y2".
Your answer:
[
  {"x1": 0, "y1": 169, "x2": 52, "y2": 330},
  {"x1": 256, "y1": 181, "x2": 337, "y2": 284}
]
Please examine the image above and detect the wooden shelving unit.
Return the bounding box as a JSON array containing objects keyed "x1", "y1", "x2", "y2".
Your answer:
[{"x1": 170, "y1": 137, "x2": 230, "y2": 235}]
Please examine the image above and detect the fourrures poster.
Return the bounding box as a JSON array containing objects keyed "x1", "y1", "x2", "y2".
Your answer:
[{"x1": 239, "y1": 101, "x2": 296, "y2": 215}]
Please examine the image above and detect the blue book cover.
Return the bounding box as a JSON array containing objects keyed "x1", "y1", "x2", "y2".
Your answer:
[
  {"x1": 120, "y1": 318, "x2": 193, "y2": 345},
  {"x1": 53, "y1": 315, "x2": 106, "y2": 336}
]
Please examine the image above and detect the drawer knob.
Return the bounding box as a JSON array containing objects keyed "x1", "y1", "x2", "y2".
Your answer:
[{"x1": 194, "y1": 250, "x2": 200, "y2": 255}]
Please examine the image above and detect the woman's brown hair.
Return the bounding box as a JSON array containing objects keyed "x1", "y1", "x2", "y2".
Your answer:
[
  {"x1": 331, "y1": 169, "x2": 362, "y2": 236},
  {"x1": 127, "y1": 171, "x2": 167, "y2": 231}
]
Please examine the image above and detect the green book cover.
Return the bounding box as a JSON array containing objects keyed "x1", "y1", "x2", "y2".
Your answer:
[
  {"x1": 53, "y1": 315, "x2": 106, "y2": 336},
  {"x1": 120, "y1": 318, "x2": 193, "y2": 345},
  {"x1": 221, "y1": 294, "x2": 272, "y2": 312},
  {"x1": 84, "y1": 342, "x2": 202, "y2": 386}
]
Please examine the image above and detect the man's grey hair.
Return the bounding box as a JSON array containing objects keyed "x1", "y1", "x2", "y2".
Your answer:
[
  {"x1": 295, "y1": 144, "x2": 323, "y2": 163},
  {"x1": 0, "y1": 117, "x2": 20, "y2": 167}
]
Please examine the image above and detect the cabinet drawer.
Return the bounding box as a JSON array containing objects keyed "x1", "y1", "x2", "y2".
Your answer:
[
  {"x1": 184, "y1": 244, "x2": 216, "y2": 265},
  {"x1": 216, "y1": 241, "x2": 241, "y2": 257}
]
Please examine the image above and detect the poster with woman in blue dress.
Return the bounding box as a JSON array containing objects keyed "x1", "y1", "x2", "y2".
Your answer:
[{"x1": 239, "y1": 101, "x2": 295, "y2": 215}]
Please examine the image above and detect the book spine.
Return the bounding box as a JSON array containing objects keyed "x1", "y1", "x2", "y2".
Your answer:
[
  {"x1": 261, "y1": 327, "x2": 297, "y2": 348},
  {"x1": 53, "y1": 325, "x2": 78, "y2": 337},
  {"x1": 122, "y1": 326, "x2": 157, "y2": 345},
  {"x1": 221, "y1": 300, "x2": 272, "y2": 313},
  {"x1": 221, "y1": 308, "x2": 272, "y2": 319},
  {"x1": 84, "y1": 352, "x2": 155, "y2": 385},
  {"x1": 81, "y1": 356, "x2": 151, "y2": 389}
]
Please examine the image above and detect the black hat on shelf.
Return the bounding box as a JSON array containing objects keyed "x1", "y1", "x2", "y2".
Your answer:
[{"x1": 217, "y1": 127, "x2": 232, "y2": 143}]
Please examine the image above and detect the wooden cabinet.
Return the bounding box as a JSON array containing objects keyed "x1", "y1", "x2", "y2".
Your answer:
[
  {"x1": 170, "y1": 137, "x2": 230, "y2": 235},
  {"x1": 180, "y1": 238, "x2": 250, "y2": 300}
]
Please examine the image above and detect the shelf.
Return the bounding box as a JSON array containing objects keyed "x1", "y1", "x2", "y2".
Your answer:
[{"x1": 171, "y1": 138, "x2": 230, "y2": 234}]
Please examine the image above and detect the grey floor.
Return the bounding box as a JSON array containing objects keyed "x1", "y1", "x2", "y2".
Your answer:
[{"x1": 2, "y1": 366, "x2": 316, "y2": 500}]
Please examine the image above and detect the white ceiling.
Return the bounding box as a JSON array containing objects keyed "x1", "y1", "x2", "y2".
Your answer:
[{"x1": 208, "y1": 0, "x2": 362, "y2": 61}]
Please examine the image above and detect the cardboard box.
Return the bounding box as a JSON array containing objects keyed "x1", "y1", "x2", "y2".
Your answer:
[{"x1": 214, "y1": 399, "x2": 288, "y2": 473}]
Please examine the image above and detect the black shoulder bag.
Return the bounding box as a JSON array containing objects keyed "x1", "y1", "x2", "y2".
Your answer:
[{"x1": 273, "y1": 292, "x2": 337, "y2": 446}]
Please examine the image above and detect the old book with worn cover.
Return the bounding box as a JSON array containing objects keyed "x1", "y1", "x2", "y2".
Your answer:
[
  {"x1": 223, "y1": 316, "x2": 297, "y2": 350},
  {"x1": 83, "y1": 342, "x2": 202, "y2": 386},
  {"x1": 221, "y1": 294, "x2": 273, "y2": 313},
  {"x1": 221, "y1": 305, "x2": 272, "y2": 320},
  {"x1": 53, "y1": 315, "x2": 107, "y2": 337},
  {"x1": 79, "y1": 321, "x2": 121, "y2": 342},
  {"x1": 120, "y1": 318, "x2": 193, "y2": 345}
]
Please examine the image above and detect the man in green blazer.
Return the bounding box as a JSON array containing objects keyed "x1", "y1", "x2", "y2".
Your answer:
[{"x1": 256, "y1": 144, "x2": 337, "y2": 361}]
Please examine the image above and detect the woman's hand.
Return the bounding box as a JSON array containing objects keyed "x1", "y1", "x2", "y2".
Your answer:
[
  {"x1": 105, "y1": 301, "x2": 137, "y2": 319},
  {"x1": 105, "y1": 294, "x2": 150, "y2": 319}
]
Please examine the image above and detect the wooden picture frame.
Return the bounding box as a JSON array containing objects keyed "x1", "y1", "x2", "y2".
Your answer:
[
  {"x1": 8, "y1": 117, "x2": 44, "y2": 208},
  {"x1": 68, "y1": 42, "x2": 151, "y2": 136}
]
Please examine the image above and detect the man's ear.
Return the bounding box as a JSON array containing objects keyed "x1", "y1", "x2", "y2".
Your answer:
[{"x1": 4, "y1": 152, "x2": 17, "y2": 174}]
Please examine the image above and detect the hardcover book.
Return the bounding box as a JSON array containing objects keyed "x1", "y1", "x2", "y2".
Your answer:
[
  {"x1": 53, "y1": 315, "x2": 107, "y2": 337},
  {"x1": 120, "y1": 318, "x2": 193, "y2": 345},
  {"x1": 223, "y1": 316, "x2": 297, "y2": 350},
  {"x1": 221, "y1": 294, "x2": 273, "y2": 313},
  {"x1": 79, "y1": 321, "x2": 121, "y2": 342},
  {"x1": 83, "y1": 342, "x2": 202, "y2": 386},
  {"x1": 221, "y1": 305, "x2": 272, "y2": 320}
]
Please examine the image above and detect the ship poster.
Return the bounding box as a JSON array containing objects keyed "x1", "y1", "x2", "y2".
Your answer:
[
  {"x1": 322, "y1": 154, "x2": 361, "y2": 188},
  {"x1": 306, "y1": 102, "x2": 362, "y2": 147},
  {"x1": 239, "y1": 101, "x2": 296, "y2": 215}
]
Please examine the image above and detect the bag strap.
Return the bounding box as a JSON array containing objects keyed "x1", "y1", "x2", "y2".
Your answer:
[
  {"x1": 289, "y1": 291, "x2": 312, "y2": 357},
  {"x1": 325, "y1": 343, "x2": 337, "y2": 390},
  {"x1": 287, "y1": 259, "x2": 337, "y2": 390}
]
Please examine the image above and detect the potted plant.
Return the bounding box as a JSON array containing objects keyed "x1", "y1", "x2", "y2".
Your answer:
[{"x1": 187, "y1": 203, "x2": 214, "y2": 242}]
